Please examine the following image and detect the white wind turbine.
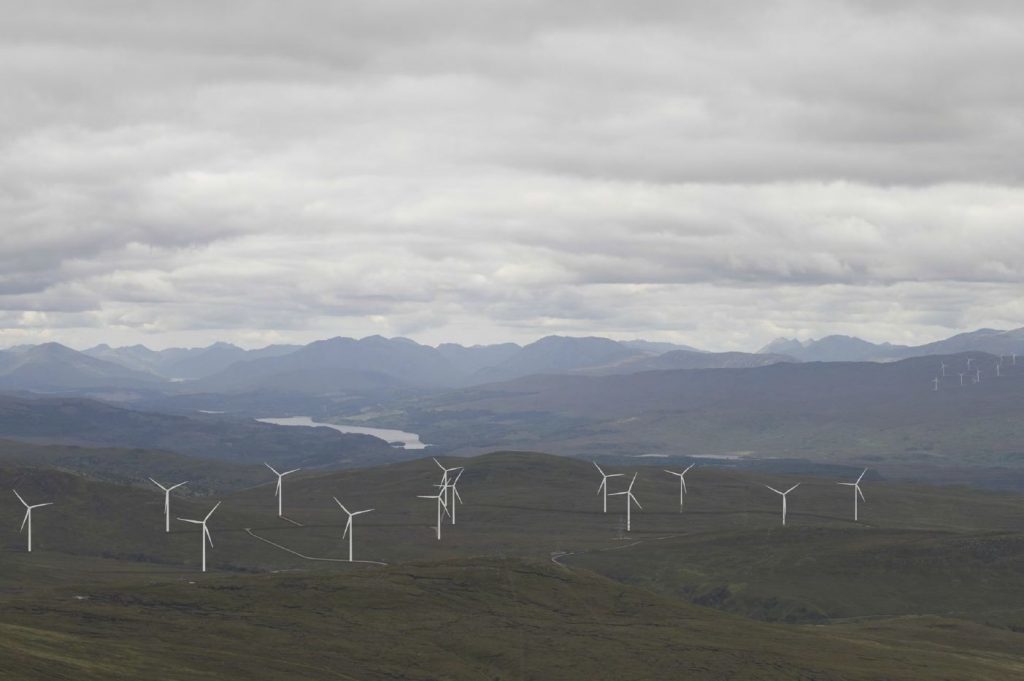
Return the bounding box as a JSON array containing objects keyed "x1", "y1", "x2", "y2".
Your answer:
[
  {"x1": 966, "y1": 357, "x2": 974, "y2": 370},
  {"x1": 417, "y1": 490, "x2": 447, "y2": 540},
  {"x1": 333, "y1": 497, "x2": 374, "y2": 562},
  {"x1": 940, "y1": 361, "x2": 947, "y2": 377},
  {"x1": 958, "y1": 372, "x2": 966, "y2": 386},
  {"x1": 149, "y1": 477, "x2": 188, "y2": 533},
  {"x1": 765, "y1": 483, "x2": 800, "y2": 526},
  {"x1": 608, "y1": 473, "x2": 642, "y2": 531},
  {"x1": 13, "y1": 490, "x2": 52, "y2": 553},
  {"x1": 975, "y1": 368, "x2": 982, "y2": 383},
  {"x1": 663, "y1": 464, "x2": 695, "y2": 511},
  {"x1": 432, "y1": 458, "x2": 464, "y2": 522},
  {"x1": 265, "y1": 463, "x2": 300, "y2": 518},
  {"x1": 593, "y1": 462, "x2": 624, "y2": 513},
  {"x1": 837, "y1": 468, "x2": 868, "y2": 521},
  {"x1": 931, "y1": 377, "x2": 939, "y2": 392},
  {"x1": 177, "y1": 501, "x2": 220, "y2": 572}
]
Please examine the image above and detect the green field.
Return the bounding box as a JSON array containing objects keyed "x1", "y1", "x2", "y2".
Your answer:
[{"x1": 2, "y1": 450, "x2": 1023, "y2": 679}]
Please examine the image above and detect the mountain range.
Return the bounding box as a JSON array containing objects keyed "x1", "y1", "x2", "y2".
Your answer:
[{"x1": 2, "y1": 326, "x2": 1023, "y2": 400}]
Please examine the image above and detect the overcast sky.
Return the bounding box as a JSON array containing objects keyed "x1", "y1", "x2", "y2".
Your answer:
[{"x1": 2, "y1": 1, "x2": 1023, "y2": 351}]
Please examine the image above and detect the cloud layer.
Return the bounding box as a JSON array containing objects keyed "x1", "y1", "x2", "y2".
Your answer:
[{"x1": 2, "y1": 1, "x2": 1023, "y2": 350}]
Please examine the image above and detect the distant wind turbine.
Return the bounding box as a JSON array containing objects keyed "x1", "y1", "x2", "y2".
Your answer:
[
  {"x1": 765, "y1": 483, "x2": 800, "y2": 526},
  {"x1": 996, "y1": 363, "x2": 1002, "y2": 377},
  {"x1": 333, "y1": 497, "x2": 374, "y2": 562},
  {"x1": 940, "y1": 361, "x2": 947, "y2": 377},
  {"x1": 975, "y1": 368, "x2": 982, "y2": 383},
  {"x1": 417, "y1": 491, "x2": 447, "y2": 540},
  {"x1": 13, "y1": 490, "x2": 52, "y2": 552},
  {"x1": 265, "y1": 463, "x2": 300, "y2": 518},
  {"x1": 177, "y1": 502, "x2": 220, "y2": 572},
  {"x1": 593, "y1": 462, "x2": 624, "y2": 513},
  {"x1": 663, "y1": 464, "x2": 695, "y2": 511},
  {"x1": 837, "y1": 468, "x2": 868, "y2": 521},
  {"x1": 433, "y1": 458, "x2": 463, "y2": 518},
  {"x1": 608, "y1": 473, "x2": 642, "y2": 531},
  {"x1": 958, "y1": 372, "x2": 966, "y2": 386},
  {"x1": 932, "y1": 377, "x2": 939, "y2": 392},
  {"x1": 967, "y1": 357, "x2": 974, "y2": 370},
  {"x1": 149, "y1": 477, "x2": 188, "y2": 533}
]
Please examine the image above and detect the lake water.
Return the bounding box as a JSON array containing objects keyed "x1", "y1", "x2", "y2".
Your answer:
[{"x1": 256, "y1": 416, "x2": 429, "y2": 450}]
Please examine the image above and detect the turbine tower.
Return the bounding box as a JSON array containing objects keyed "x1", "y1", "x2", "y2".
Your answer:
[
  {"x1": 149, "y1": 477, "x2": 188, "y2": 533},
  {"x1": 593, "y1": 462, "x2": 624, "y2": 513},
  {"x1": 333, "y1": 497, "x2": 374, "y2": 562},
  {"x1": 837, "y1": 468, "x2": 868, "y2": 521},
  {"x1": 663, "y1": 464, "x2": 695, "y2": 511},
  {"x1": 765, "y1": 483, "x2": 800, "y2": 526},
  {"x1": 608, "y1": 473, "x2": 642, "y2": 531},
  {"x1": 177, "y1": 501, "x2": 220, "y2": 572},
  {"x1": 13, "y1": 490, "x2": 52, "y2": 552},
  {"x1": 417, "y1": 491, "x2": 447, "y2": 540},
  {"x1": 265, "y1": 463, "x2": 300, "y2": 518}
]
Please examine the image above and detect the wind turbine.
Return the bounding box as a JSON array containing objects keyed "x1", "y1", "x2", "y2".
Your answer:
[
  {"x1": 149, "y1": 477, "x2": 188, "y2": 533},
  {"x1": 593, "y1": 462, "x2": 624, "y2": 513},
  {"x1": 177, "y1": 501, "x2": 220, "y2": 572},
  {"x1": 967, "y1": 357, "x2": 974, "y2": 370},
  {"x1": 446, "y1": 468, "x2": 464, "y2": 524},
  {"x1": 996, "y1": 363, "x2": 1002, "y2": 377},
  {"x1": 975, "y1": 368, "x2": 982, "y2": 383},
  {"x1": 417, "y1": 491, "x2": 447, "y2": 540},
  {"x1": 13, "y1": 490, "x2": 52, "y2": 552},
  {"x1": 764, "y1": 483, "x2": 800, "y2": 526},
  {"x1": 433, "y1": 458, "x2": 464, "y2": 521},
  {"x1": 958, "y1": 372, "x2": 965, "y2": 386},
  {"x1": 663, "y1": 464, "x2": 695, "y2": 511},
  {"x1": 931, "y1": 377, "x2": 939, "y2": 392},
  {"x1": 333, "y1": 497, "x2": 373, "y2": 562},
  {"x1": 837, "y1": 468, "x2": 868, "y2": 521},
  {"x1": 940, "y1": 361, "x2": 947, "y2": 377},
  {"x1": 608, "y1": 473, "x2": 642, "y2": 531},
  {"x1": 265, "y1": 463, "x2": 300, "y2": 518}
]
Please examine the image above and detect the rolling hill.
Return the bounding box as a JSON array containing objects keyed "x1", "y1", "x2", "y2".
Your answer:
[
  {"x1": 0, "y1": 395, "x2": 403, "y2": 470},
  {"x1": 1, "y1": 450, "x2": 1022, "y2": 679}
]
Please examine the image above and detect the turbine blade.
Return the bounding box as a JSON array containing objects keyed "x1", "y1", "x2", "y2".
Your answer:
[
  {"x1": 663, "y1": 469, "x2": 678, "y2": 476},
  {"x1": 764, "y1": 485, "x2": 782, "y2": 495},
  {"x1": 630, "y1": 493, "x2": 643, "y2": 510},
  {"x1": 453, "y1": 487, "x2": 463, "y2": 504},
  {"x1": 168, "y1": 481, "x2": 188, "y2": 491},
  {"x1": 857, "y1": 468, "x2": 868, "y2": 483},
  {"x1": 20, "y1": 509, "x2": 29, "y2": 532},
  {"x1": 785, "y1": 484, "x2": 800, "y2": 494},
  {"x1": 205, "y1": 525, "x2": 213, "y2": 547},
  {"x1": 353, "y1": 509, "x2": 374, "y2": 516},
  {"x1": 628, "y1": 472, "x2": 637, "y2": 492},
  {"x1": 857, "y1": 485, "x2": 866, "y2": 502},
  {"x1": 12, "y1": 489, "x2": 27, "y2": 507},
  {"x1": 608, "y1": 491, "x2": 627, "y2": 496},
  {"x1": 837, "y1": 482, "x2": 855, "y2": 486},
  {"x1": 178, "y1": 518, "x2": 202, "y2": 524},
  {"x1": 204, "y1": 501, "x2": 221, "y2": 521},
  {"x1": 264, "y1": 463, "x2": 279, "y2": 475},
  {"x1": 282, "y1": 468, "x2": 301, "y2": 476},
  {"x1": 682, "y1": 464, "x2": 695, "y2": 474},
  {"x1": 592, "y1": 461, "x2": 605, "y2": 476},
  {"x1": 149, "y1": 477, "x2": 168, "y2": 491},
  {"x1": 452, "y1": 469, "x2": 465, "y2": 484},
  {"x1": 433, "y1": 457, "x2": 445, "y2": 471},
  {"x1": 32, "y1": 503, "x2": 53, "y2": 509},
  {"x1": 333, "y1": 497, "x2": 349, "y2": 514},
  {"x1": 597, "y1": 478, "x2": 606, "y2": 494},
  {"x1": 343, "y1": 519, "x2": 351, "y2": 538},
  {"x1": 274, "y1": 479, "x2": 281, "y2": 497}
]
